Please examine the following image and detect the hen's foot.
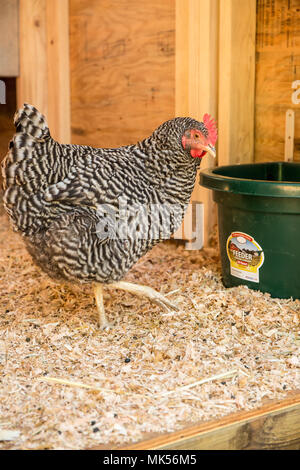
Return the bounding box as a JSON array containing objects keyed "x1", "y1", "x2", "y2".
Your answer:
[{"x1": 108, "y1": 281, "x2": 179, "y2": 312}]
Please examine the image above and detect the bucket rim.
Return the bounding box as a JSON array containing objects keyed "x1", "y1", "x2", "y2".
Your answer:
[{"x1": 200, "y1": 161, "x2": 300, "y2": 198}]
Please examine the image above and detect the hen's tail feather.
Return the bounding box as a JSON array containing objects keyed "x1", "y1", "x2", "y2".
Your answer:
[
  {"x1": 2, "y1": 104, "x2": 54, "y2": 234},
  {"x1": 13, "y1": 103, "x2": 51, "y2": 140},
  {"x1": 2, "y1": 104, "x2": 51, "y2": 188}
]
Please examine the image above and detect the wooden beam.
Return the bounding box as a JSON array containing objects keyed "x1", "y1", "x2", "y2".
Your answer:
[
  {"x1": 111, "y1": 391, "x2": 300, "y2": 450},
  {"x1": 175, "y1": 0, "x2": 219, "y2": 246},
  {"x1": 17, "y1": 0, "x2": 70, "y2": 143},
  {"x1": 218, "y1": 0, "x2": 256, "y2": 166},
  {"x1": 0, "y1": 0, "x2": 19, "y2": 77}
]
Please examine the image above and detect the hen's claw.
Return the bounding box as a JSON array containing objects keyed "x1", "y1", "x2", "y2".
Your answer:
[
  {"x1": 100, "y1": 321, "x2": 114, "y2": 331},
  {"x1": 148, "y1": 291, "x2": 179, "y2": 312}
]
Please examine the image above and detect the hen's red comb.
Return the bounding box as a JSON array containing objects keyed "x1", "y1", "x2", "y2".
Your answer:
[{"x1": 203, "y1": 113, "x2": 218, "y2": 146}]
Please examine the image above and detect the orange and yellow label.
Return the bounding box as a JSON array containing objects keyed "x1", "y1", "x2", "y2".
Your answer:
[{"x1": 226, "y1": 232, "x2": 264, "y2": 283}]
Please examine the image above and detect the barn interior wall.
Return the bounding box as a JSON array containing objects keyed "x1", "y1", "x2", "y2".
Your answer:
[{"x1": 69, "y1": 0, "x2": 175, "y2": 149}]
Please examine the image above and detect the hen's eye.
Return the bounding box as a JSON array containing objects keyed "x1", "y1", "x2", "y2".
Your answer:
[{"x1": 194, "y1": 133, "x2": 200, "y2": 139}]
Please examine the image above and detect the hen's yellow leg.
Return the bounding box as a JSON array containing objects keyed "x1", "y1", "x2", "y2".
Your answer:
[
  {"x1": 108, "y1": 281, "x2": 179, "y2": 312},
  {"x1": 94, "y1": 284, "x2": 112, "y2": 329}
]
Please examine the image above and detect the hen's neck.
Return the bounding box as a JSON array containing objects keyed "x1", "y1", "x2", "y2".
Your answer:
[{"x1": 131, "y1": 140, "x2": 200, "y2": 207}]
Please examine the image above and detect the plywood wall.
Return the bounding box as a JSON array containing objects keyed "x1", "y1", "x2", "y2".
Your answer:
[
  {"x1": 255, "y1": 0, "x2": 300, "y2": 162},
  {"x1": 69, "y1": 0, "x2": 175, "y2": 148}
]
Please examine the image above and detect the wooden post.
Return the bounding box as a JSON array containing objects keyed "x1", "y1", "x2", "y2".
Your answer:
[
  {"x1": 284, "y1": 109, "x2": 295, "y2": 162},
  {"x1": 17, "y1": 0, "x2": 70, "y2": 143},
  {"x1": 175, "y1": 0, "x2": 219, "y2": 246},
  {"x1": 218, "y1": 0, "x2": 256, "y2": 166}
]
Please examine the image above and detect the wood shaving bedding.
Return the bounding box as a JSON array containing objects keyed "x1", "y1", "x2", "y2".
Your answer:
[{"x1": 0, "y1": 210, "x2": 299, "y2": 449}]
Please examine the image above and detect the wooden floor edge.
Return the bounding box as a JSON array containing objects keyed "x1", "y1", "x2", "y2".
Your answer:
[{"x1": 90, "y1": 390, "x2": 300, "y2": 450}]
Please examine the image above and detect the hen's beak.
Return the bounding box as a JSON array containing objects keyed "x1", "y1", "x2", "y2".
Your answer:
[{"x1": 204, "y1": 144, "x2": 216, "y2": 158}]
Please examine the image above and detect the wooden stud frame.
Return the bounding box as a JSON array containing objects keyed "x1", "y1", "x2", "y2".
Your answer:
[{"x1": 7, "y1": 1, "x2": 300, "y2": 450}]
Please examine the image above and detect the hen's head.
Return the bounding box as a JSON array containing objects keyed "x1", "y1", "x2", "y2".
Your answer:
[
  {"x1": 151, "y1": 114, "x2": 217, "y2": 164},
  {"x1": 181, "y1": 114, "x2": 217, "y2": 159}
]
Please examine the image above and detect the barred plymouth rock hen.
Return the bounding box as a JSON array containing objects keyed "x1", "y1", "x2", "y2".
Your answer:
[{"x1": 2, "y1": 104, "x2": 217, "y2": 328}]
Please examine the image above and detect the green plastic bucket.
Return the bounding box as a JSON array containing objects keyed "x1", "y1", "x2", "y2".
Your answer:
[{"x1": 200, "y1": 162, "x2": 300, "y2": 299}]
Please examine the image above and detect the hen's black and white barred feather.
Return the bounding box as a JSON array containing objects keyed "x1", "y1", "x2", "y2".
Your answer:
[{"x1": 2, "y1": 104, "x2": 205, "y2": 284}]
